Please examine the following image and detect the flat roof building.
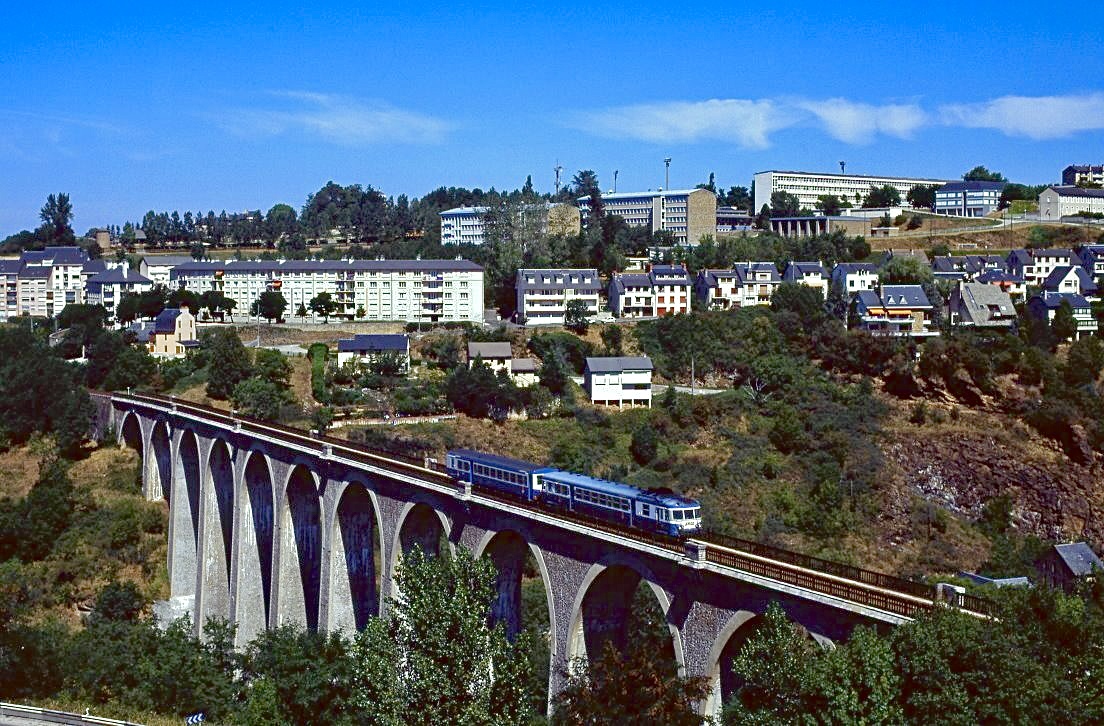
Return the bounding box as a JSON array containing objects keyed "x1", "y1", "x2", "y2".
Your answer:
[
  {"x1": 753, "y1": 170, "x2": 952, "y2": 214},
  {"x1": 578, "y1": 188, "x2": 716, "y2": 245},
  {"x1": 934, "y1": 181, "x2": 1006, "y2": 217},
  {"x1": 440, "y1": 203, "x2": 581, "y2": 246}
]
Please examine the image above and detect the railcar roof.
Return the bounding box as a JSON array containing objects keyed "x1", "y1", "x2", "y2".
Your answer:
[
  {"x1": 541, "y1": 470, "x2": 699, "y2": 508},
  {"x1": 448, "y1": 449, "x2": 553, "y2": 474}
]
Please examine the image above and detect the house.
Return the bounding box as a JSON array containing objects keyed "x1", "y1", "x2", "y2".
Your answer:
[
  {"x1": 515, "y1": 268, "x2": 601, "y2": 326},
  {"x1": 976, "y1": 269, "x2": 1027, "y2": 300},
  {"x1": 1036, "y1": 542, "x2": 1103, "y2": 592},
  {"x1": 1027, "y1": 292, "x2": 1096, "y2": 339},
  {"x1": 948, "y1": 282, "x2": 1017, "y2": 329},
  {"x1": 782, "y1": 261, "x2": 829, "y2": 298},
  {"x1": 1078, "y1": 245, "x2": 1104, "y2": 278},
  {"x1": 831, "y1": 263, "x2": 879, "y2": 295},
  {"x1": 509, "y1": 358, "x2": 539, "y2": 387},
  {"x1": 467, "y1": 341, "x2": 513, "y2": 375},
  {"x1": 85, "y1": 264, "x2": 154, "y2": 322},
  {"x1": 1042, "y1": 265, "x2": 1099, "y2": 301},
  {"x1": 694, "y1": 269, "x2": 741, "y2": 310},
  {"x1": 851, "y1": 285, "x2": 938, "y2": 337},
  {"x1": 148, "y1": 306, "x2": 199, "y2": 358},
  {"x1": 1008, "y1": 248, "x2": 1075, "y2": 286},
  {"x1": 336, "y1": 334, "x2": 410, "y2": 372},
  {"x1": 140, "y1": 255, "x2": 196, "y2": 287},
  {"x1": 584, "y1": 356, "x2": 653, "y2": 408},
  {"x1": 608, "y1": 264, "x2": 691, "y2": 318},
  {"x1": 732, "y1": 262, "x2": 782, "y2": 306}
]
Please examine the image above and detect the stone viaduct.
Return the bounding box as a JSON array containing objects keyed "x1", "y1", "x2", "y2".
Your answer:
[{"x1": 92, "y1": 391, "x2": 970, "y2": 718}]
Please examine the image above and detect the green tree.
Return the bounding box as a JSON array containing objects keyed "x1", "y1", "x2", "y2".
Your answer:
[
  {"x1": 189, "y1": 243, "x2": 205, "y2": 261},
  {"x1": 771, "y1": 282, "x2": 827, "y2": 319},
  {"x1": 600, "y1": 325, "x2": 624, "y2": 356},
  {"x1": 907, "y1": 184, "x2": 939, "y2": 209},
  {"x1": 814, "y1": 194, "x2": 849, "y2": 216},
  {"x1": 630, "y1": 423, "x2": 659, "y2": 464},
  {"x1": 203, "y1": 328, "x2": 253, "y2": 399},
  {"x1": 880, "y1": 256, "x2": 934, "y2": 285},
  {"x1": 770, "y1": 191, "x2": 801, "y2": 217},
  {"x1": 1052, "y1": 300, "x2": 1079, "y2": 342},
  {"x1": 231, "y1": 376, "x2": 290, "y2": 420},
  {"x1": 37, "y1": 193, "x2": 76, "y2": 246},
  {"x1": 251, "y1": 291, "x2": 287, "y2": 323},
  {"x1": 253, "y1": 348, "x2": 292, "y2": 387},
  {"x1": 963, "y1": 165, "x2": 1007, "y2": 182},
  {"x1": 198, "y1": 290, "x2": 236, "y2": 321},
  {"x1": 296, "y1": 302, "x2": 308, "y2": 319},
  {"x1": 863, "y1": 184, "x2": 902, "y2": 208},
  {"x1": 309, "y1": 292, "x2": 339, "y2": 323},
  {"x1": 564, "y1": 299, "x2": 591, "y2": 334}
]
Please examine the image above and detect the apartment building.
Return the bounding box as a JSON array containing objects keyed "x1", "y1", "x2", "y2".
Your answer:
[
  {"x1": 608, "y1": 264, "x2": 692, "y2": 318},
  {"x1": 693, "y1": 269, "x2": 741, "y2": 310},
  {"x1": 1062, "y1": 165, "x2": 1104, "y2": 186},
  {"x1": 716, "y1": 206, "x2": 752, "y2": 233},
  {"x1": 440, "y1": 203, "x2": 581, "y2": 245},
  {"x1": 1042, "y1": 266, "x2": 1098, "y2": 301},
  {"x1": 85, "y1": 266, "x2": 155, "y2": 321},
  {"x1": 1038, "y1": 186, "x2": 1104, "y2": 220},
  {"x1": 0, "y1": 246, "x2": 110, "y2": 319},
  {"x1": 578, "y1": 188, "x2": 716, "y2": 245},
  {"x1": 140, "y1": 255, "x2": 195, "y2": 287},
  {"x1": 934, "y1": 181, "x2": 1006, "y2": 217},
  {"x1": 170, "y1": 259, "x2": 484, "y2": 324},
  {"x1": 515, "y1": 268, "x2": 601, "y2": 326},
  {"x1": 1007, "y1": 248, "x2": 1075, "y2": 286},
  {"x1": 753, "y1": 170, "x2": 951, "y2": 213},
  {"x1": 584, "y1": 356, "x2": 653, "y2": 408}
]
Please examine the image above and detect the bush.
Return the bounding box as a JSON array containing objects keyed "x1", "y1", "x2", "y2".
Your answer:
[
  {"x1": 308, "y1": 343, "x2": 329, "y2": 403},
  {"x1": 909, "y1": 401, "x2": 928, "y2": 425}
]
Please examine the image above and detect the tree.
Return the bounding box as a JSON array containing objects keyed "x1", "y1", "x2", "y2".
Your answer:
[
  {"x1": 564, "y1": 299, "x2": 592, "y2": 334},
  {"x1": 264, "y1": 203, "x2": 298, "y2": 246},
  {"x1": 771, "y1": 282, "x2": 827, "y2": 319},
  {"x1": 630, "y1": 423, "x2": 658, "y2": 464},
  {"x1": 863, "y1": 185, "x2": 901, "y2": 208},
  {"x1": 189, "y1": 243, "x2": 205, "y2": 261},
  {"x1": 815, "y1": 195, "x2": 850, "y2": 216},
  {"x1": 770, "y1": 191, "x2": 801, "y2": 217},
  {"x1": 1052, "y1": 300, "x2": 1078, "y2": 342},
  {"x1": 880, "y1": 256, "x2": 934, "y2": 285},
  {"x1": 296, "y1": 302, "x2": 307, "y2": 319},
  {"x1": 253, "y1": 349, "x2": 292, "y2": 388},
  {"x1": 198, "y1": 290, "x2": 236, "y2": 321},
  {"x1": 37, "y1": 193, "x2": 75, "y2": 246},
  {"x1": 963, "y1": 165, "x2": 1007, "y2": 182},
  {"x1": 349, "y1": 547, "x2": 537, "y2": 725},
  {"x1": 722, "y1": 186, "x2": 752, "y2": 210},
  {"x1": 203, "y1": 328, "x2": 253, "y2": 399},
  {"x1": 308, "y1": 292, "x2": 338, "y2": 323},
  {"x1": 250, "y1": 291, "x2": 287, "y2": 323},
  {"x1": 907, "y1": 184, "x2": 939, "y2": 209},
  {"x1": 232, "y1": 376, "x2": 290, "y2": 420},
  {"x1": 600, "y1": 325, "x2": 624, "y2": 356}
]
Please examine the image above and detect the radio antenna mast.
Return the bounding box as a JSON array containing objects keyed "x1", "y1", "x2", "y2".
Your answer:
[{"x1": 554, "y1": 163, "x2": 564, "y2": 194}]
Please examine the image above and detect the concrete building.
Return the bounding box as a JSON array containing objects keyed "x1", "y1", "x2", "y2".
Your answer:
[
  {"x1": 753, "y1": 170, "x2": 951, "y2": 213},
  {"x1": 1027, "y1": 292, "x2": 1096, "y2": 339},
  {"x1": 171, "y1": 259, "x2": 484, "y2": 324},
  {"x1": 934, "y1": 181, "x2": 1006, "y2": 217},
  {"x1": 148, "y1": 307, "x2": 199, "y2": 358},
  {"x1": 1038, "y1": 186, "x2": 1104, "y2": 220},
  {"x1": 86, "y1": 265, "x2": 155, "y2": 322},
  {"x1": 948, "y1": 282, "x2": 1017, "y2": 329},
  {"x1": 782, "y1": 262, "x2": 830, "y2": 298},
  {"x1": 851, "y1": 285, "x2": 938, "y2": 337},
  {"x1": 140, "y1": 255, "x2": 195, "y2": 287},
  {"x1": 440, "y1": 203, "x2": 581, "y2": 246},
  {"x1": 336, "y1": 334, "x2": 410, "y2": 372},
  {"x1": 608, "y1": 264, "x2": 692, "y2": 318},
  {"x1": 515, "y1": 268, "x2": 601, "y2": 326},
  {"x1": 1062, "y1": 165, "x2": 1104, "y2": 186},
  {"x1": 716, "y1": 206, "x2": 752, "y2": 233},
  {"x1": 578, "y1": 188, "x2": 717, "y2": 245},
  {"x1": 584, "y1": 356, "x2": 653, "y2": 408},
  {"x1": 769, "y1": 216, "x2": 869, "y2": 238}
]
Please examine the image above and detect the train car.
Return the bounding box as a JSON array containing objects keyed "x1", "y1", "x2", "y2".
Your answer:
[
  {"x1": 446, "y1": 449, "x2": 554, "y2": 501},
  {"x1": 539, "y1": 470, "x2": 703, "y2": 536}
]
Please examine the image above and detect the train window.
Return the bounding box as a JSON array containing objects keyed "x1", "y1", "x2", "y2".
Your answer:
[
  {"x1": 692, "y1": 508, "x2": 700, "y2": 518},
  {"x1": 672, "y1": 510, "x2": 684, "y2": 520},
  {"x1": 641, "y1": 504, "x2": 651, "y2": 517}
]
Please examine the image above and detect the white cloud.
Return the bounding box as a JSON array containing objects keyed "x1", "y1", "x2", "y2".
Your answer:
[
  {"x1": 574, "y1": 99, "x2": 794, "y2": 149},
  {"x1": 795, "y1": 98, "x2": 926, "y2": 144},
  {"x1": 939, "y1": 93, "x2": 1104, "y2": 139},
  {"x1": 218, "y1": 91, "x2": 450, "y2": 145}
]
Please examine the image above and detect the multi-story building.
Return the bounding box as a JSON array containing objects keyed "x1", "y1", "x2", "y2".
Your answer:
[
  {"x1": 1006, "y1": 248, "x2": 1075, "y2": 286},
  {"x1": 1062, "y1": 165, "x2": 1104, "y2": 186},
  {"x1": 1038, "y1": 186, "x2": 1104, "y2": 220},
  {"x1": 716, "y1": 206, "x2": 752, "y2": 233},
  {"x1": 515, "y1": 268, "x2": 601, "y2": 326},
  {"x1": 0, "y1": 260, "x2": 19, "y2": 321},
  {"x1": 934, "y1": 181, "x2": 1006, "y2": 217},
  {"x1": 753, "y1": 170, "x2": 951, "y2": 213},
  {"x1": 608, "y1": 264, "x2": 691, "y2": 318},
  {"x1": 578, "y1": 189, "x2": 716, "y2": 245},
  {"x1": 931, "y1": 255, "x2": 1006, "y2": 281},
  {"x1": 851, "y1": 285, "x2": 938, "y2": 337},
  {"x1": 1027, "y1": 292, "x2": 1096, "y2": 339},
  {"x1": 731, "y1": 262, "x2": 782, "y2": 306},
  {"x1": 831, "y1": 262, "x2": 879, "y2": 295},
  {"x1": 171, "y1": 259, "x2": 484, "y2": 324},
  {"x1": 584, "y1": 356, "x2": 653, "y2": 408},
  {"x1": 439, "y1": 203, "x2": 581, "y2": 245},
  {"x1": 140, "y1": 255, "x2": 195, "y2": 287},
  {"x1": 0, "y1": 246, "x2": 111, "y2": 319},
  {"x1": 85, "y1": 265, "x2": 155, "y2": 321},
  {"x1": 782, "y1": 261, "x2": 830, "y2": 298}
]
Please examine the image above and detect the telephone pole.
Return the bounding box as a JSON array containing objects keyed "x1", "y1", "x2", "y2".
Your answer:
[{"x1": 664, "y1": 157, "x2": 672, "y2": 189}]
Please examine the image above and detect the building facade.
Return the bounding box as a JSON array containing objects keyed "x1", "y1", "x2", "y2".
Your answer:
[
  {"x1": 578, "y1": 189, "x2": 717, "y2": 245},
  {"x1": 170, "y1": 259, "x2": 484, "y2": 324},
  {"x1": 584, "y1": 356, "x2": 653, "y2": 408},
  {"x1": 934, "y1": 181, "x2": 1006, "y2": 217},
  {"x1": 439, "y1": 203, "x2": 581, "y2": 246},
  {"x1": 140, "y1": 255, "x2": 195, "y2": 287},
  {"x1": 1038, "y1": 186, "x2": 1104, "y2": 219},
  {"x1": 851, "y1": 285, "x2": 938, "y2": 337},
  {"x1": 148, "y1": 307, "x2": 199, "y2": 358},
  {"x1": 515, "y1": 268, "x2": 601, "y2": 326},
  {"x1": 831, "y1": 263, "x2": 879, "y2": 295},
  {"x1": 753, "y1": 170, "x2": 951, "y2": 213},
  {"x1": 86, "y1": 266, "x2": 155, "y2": 321},
  {"x1": 1027, "y1": 292, "x2": 1096, "y2": 339},
  {"x1": 608, "y1": 264, "x2": 691, "y2": 318},
  {"x1": 336, "y1": 334, "x2": 411, "y2": 371},
  {"x1": 782, "y1": 262, "x2": 830, "y2": 298},
  {"x1": 1062, "y1": 165, "x2": 1104, "y2": 186},
  {"x1": 769, "y1": 216, "x2": 869, "y2": 238}
]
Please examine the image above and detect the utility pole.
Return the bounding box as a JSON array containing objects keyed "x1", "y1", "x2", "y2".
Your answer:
[
  {"x1": 613, "y1": 170, "x2": 619, "y2": 193},
  {"x1": 554, "y1": 163, "x2": 563, "y2": 194},
  {"x1": 664, "y1": 157, "x2": 672, "y2": 189},
  {"x1": 691, "y1": 354, "x2": 695, "y2": 396}
]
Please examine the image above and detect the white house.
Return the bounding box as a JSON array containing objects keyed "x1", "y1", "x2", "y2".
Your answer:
[
  {"x1": 147, "y1": 306, "x2": 199, "y2": 358},
  {"x1": 782, "y1": 262, "x2": 830, "y2": 298},
  {"x1": 831, "y1": 263, "x2": 879, "y2": 295},
  {"x1": 515, "y1": 268, "x2": 601, "y2": 326},
  {"x1": 336, "y1": 334, "x2": 410, "y2": 372},
  {"x1": 140, "y1": 255, "x2": 195, "y2": 287},
  {"x1": 584, "y1": 356, "x2": 653, "y2": 408},
  {"x1": 1027, "y1": 292, "x2": 1096, "y2": 339}
]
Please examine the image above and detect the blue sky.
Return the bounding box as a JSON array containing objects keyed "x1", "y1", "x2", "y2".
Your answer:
[{"x1": 2, "y1": 1, "x2": 1103, "y2": 235}]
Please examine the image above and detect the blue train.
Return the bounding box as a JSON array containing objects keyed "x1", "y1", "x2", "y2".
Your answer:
[{"x1": 445, "y1": 449, "x2": 703, "y2": 537}]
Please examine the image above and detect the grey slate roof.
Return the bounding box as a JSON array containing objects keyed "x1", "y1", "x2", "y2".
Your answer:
[
  {"x1": 171, "y1": 259, "x2": 483, "y2": 275},
  {"x1": 650, "y1": 265, "x2": 692, "y2": 284},
  {"x1": 1033, "y1": 291, "x2": 1091, "y2": 309},
  {"x1": 1047, "y1": 185, "x2": 1104, "y2": 199},
  {"x1": 610, "y1": 273, "x2": 653, "y2": 294},
  {"x1": 516, "y1": 268, "x2": 600, "y2": 292},
  {"x1": 1053, "y1": 543, "x2": 1104, "y2": 577},
  {"x1": 337, "y1": 334, "x2": 409, "y2": 353},
  {"x1": 24, "y1": 246, "x2": 89, "y2": 265},
  {"x1": 87, "y1": 268, "x2": 153, "y2": 285},
  {"x1": 833, "y1": 262, "x2": 878, "y2": 275},
  {"x1": 510, "y1": 357, "x2": 538, "y2": 373},
  {"x1": 143, "y1": 255, "x2": 195, "y2": 267},
  {"x1": 82, "y1": 260, "x2": 108, "y2": 275},
  {"x1": 0, "y1": 259, "x2": 21, "y2": 274},
  {"x1": 938, "y1": 180, "x2": 1007, "y2": 192},
  {"x1": 468, "y1": 341, "x2": 512, "y2": 360},
  {"x1": 585, "y1": 356, "x2": 653, "y2": 373},
  {"x1": 1042, "y1": 265, "x2": 1097, "y2": 293},
  {"x1": 697, "y1": 268, "x2": 740, "y2": 286},
  {"x1": 880, "y1": 285, "x2": 932, "y2": 308},
  {"x1": 957, "y1": 283, "x2": 1016, "y2": 326},
  {"x1": 154, "y1": 308, "x2": 183, "y2": 334},
  {"x1": 854, "y1": 289, "x2": 883, "y2": 310},
  {"x1": 18, "y1": 266, "x2": 51, "y2": 279},
  {"x1": 977, "y1": 269, "x2": 1024, "y2": 284},
  {"x1": 734, "y1": 262, "x2": 781, "y2": 283},
  {"x1": 782, "y1": 261, "x2": 827, "y2": 280}
]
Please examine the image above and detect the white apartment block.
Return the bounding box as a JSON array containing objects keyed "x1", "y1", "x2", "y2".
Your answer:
[
  {"x1": 584, "y1": 356, "x2": 653, "y2": 408},
  {"x1": 170, "y1": 259, "x2": 485, "y2": 324},
  {"x1": 140, "y1": 255, "x2": 195, "y2": 287},
  {"x1": 0, "y1": 246, "x2": 112, "y2": 320},
  {"x1": 934, "y1": 181, "x2": 1005, "y2": 217},
  {"x1": 608, "y1": 264, "x2": 692, "y2": 318},
  {"x1": 86, "y1": 265, "x2": 155, "y2": 321},
  {"x1": 515, "y1": 268, "x2": 601, "y2": 326},
  {"x1": 440, "y1": 203, "x2": 581, "y2": 245},
  {"x1": 753, "y1": 170, "x2": 951, "y2": 213},
  {"x1": 1038, "y1": 186, "x2": 1104, "y2": 220},
  {"x1": 577, "y1": 188, "x2": 716, "y2": 245}
]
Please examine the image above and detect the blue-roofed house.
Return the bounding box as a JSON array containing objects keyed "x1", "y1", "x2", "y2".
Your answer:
[
  {"x1": 1078, "y1": 244, "x2": 1104, "y2": 278},
  {"x1": 1008, "y1": 248, "x2": 1075, "y2": 286},
  {"x1": 1027, "y1": 291, "x2": 1096, "y2": 339},
  {"x1": 337, "y1": 334, "x2": 410, "y2": 372},
  {"x1": 831, "y1": 262, "x2": 879, "y2": 295},
  {"x1": 694, "y1": 268, "x2": 741, "y2": 310},
  {"x1": 851, "y1": 285, "x2": 938, "y2": 337},
  {"x1": 584, "y1": 356, "x2": 653, "y2": 408},
  {"x1": 977, "y1": 269, "x2": 1027, "y2": 300},
  {"x1": 148, "y1": 306, "x2": 198, "y2": 358},
  {"x1": 1036, "y1": 542, "x2": 1103, "y2": 591},
  {"x1": 782, "y1": 261, "x2": 829, "y2": 298},
  {"x1": 1042, "y1": 265, "x2": 1099, "y2": 301},
  {"x1": 732, "y1": 261, "x2": 782, "y2": 306}
]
